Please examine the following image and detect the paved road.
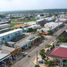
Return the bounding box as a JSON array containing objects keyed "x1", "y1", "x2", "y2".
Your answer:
[
  {"x1": 11, "y1": 37, "x2": 55, "y2": 67},
  {"x1": 11, "y1": 25, "x2": 67, "y2": 67},
  {"x1": 53, "y1": 25, "x2": 67, "y2": 37}
]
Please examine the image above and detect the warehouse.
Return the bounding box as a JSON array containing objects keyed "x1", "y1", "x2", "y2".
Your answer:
[
  {"x1": 0, "y1": 45, "x2": 21, "y2": 67},
  {"x1": 24, "y1": 21, "x2": 36, "y2": 25},
  {"x1": 57, "y1": 18, "x2": 67, "y2": 23},
  {"x1": 27, "y1": 24, "x2": 41, "y2": 29},
  {"x1": 15, "y1": 39, "x2": 31, "y2": 49},
  {"x1": 23, "y1": 24, "x2": 41, "y2": 32},
  {"x1": 0, "y1": 28, "x2": 23, "y2": 42},
  {"x1": 36, "y1": 19, "x2": 47, "y2": 26},
  {"x1": 14, "y1": 34, "x2": 43, "y2": 50},
  {"x1": 45, "y1": 16, "x2": 55, "y2": 22},
  {"x1": 44, "y1": 22, "x2": 63, "y2": 30},
  {"x1": 14, "y1": 34, "x2": 35, "y2": 49},
  {"x1": 0, "y1": 24, "x2": 10, "y2": 29},
  {"x1": 0, "y1": 50, "x2": 10, "y2": 67},
  {"x1": 37, "y1": 22, "x2": 64, "y2": 35}
]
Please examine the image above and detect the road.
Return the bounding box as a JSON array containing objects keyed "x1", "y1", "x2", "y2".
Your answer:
[{"x1": 11, "y1": 25, "x2": 67, "y2": 67}]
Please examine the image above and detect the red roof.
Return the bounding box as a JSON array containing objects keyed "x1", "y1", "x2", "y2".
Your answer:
[{"x1": 49, "y1": 47, "x2": 67, "y2": 59}]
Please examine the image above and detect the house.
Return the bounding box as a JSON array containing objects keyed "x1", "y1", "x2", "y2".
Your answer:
[{"x1": 49, "y1": 44, "x2": 67, "y2": 67}]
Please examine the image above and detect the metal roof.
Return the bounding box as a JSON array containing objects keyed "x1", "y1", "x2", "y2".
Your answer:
[
  {"x1": 49, "y1": 47, "x2": 67, "y2": 59},
  {"x1": 44, "y1": 22, "x2": 63, "y2": 30},
  {"x1": 0, "y1": 28, "x2": 22, "y2": 37}
]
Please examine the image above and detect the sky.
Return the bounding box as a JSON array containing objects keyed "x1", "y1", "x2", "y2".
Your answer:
[{"x1": 0, "y1": 0, "x2": 67, "y2": 11}]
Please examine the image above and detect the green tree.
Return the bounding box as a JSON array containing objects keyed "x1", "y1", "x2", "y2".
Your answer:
[
  {"x1": 27, "y1": 28, "x2": 36, "y2": 32},
  {"x1": 58, "y1": 36, "x2": 67, "y2": 42},
  {"x1": 45, "y1": 60, "x2": 54, "y2": 67},
  {"x1": 35, "y1": 64, "x2": 40, "y2": 67},
  {"x1": 39, "y1": 49, "x2": 46, "y2": 59},
  {"x1": 48, "y1": 30, "x2": 53, "y2": 35}
]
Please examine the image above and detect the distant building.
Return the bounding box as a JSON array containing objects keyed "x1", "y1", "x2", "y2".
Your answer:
[
  {"x1": 37, "y1": 22, "x2": 64, "y2": 35},
  {"x1": 0, "y1": 24, "x2": 10, "y2": 30},
  {"x1": 0, "y1": 18, "x2": 11, "y2": 33},
  {"x1": 45, "y1": 16, "x2": 55, "y2": 22},
  {"x1": 37, "y1": 19, "x2": 47, "y2": 27}
]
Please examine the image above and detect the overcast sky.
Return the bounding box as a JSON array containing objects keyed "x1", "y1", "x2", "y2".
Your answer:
[{"x1": 0, "y1": 0, "x2": 67, "y2": 11}]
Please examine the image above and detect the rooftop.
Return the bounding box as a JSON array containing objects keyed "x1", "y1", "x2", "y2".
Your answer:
[
  {"x1": 0, "y1": 45, "x2": 16, "y2": 61},
  {"x1": 14, "y1": 34, "x2": 38, "y2": 48},
  {"x1": 0, "y1": 28, "x2": 22, "y2": 37},
  {"x1": 0, "y1": 51, "x2": 8, "y2": 60},
  {"x1": 49, "y1": 47, "x2": 67, "y2": 59},
  {"x1": 44, "y1": 22, "x2": 63, "y2": 30}
]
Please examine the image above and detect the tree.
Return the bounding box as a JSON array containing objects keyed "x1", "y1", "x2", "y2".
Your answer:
[
  {"x1": 58, "y1": 35, "x2": 67, "y2": 42},
  {"x1": 27, "y1": 28, "x2": 37, "y2": 32},
  {"x1": 48, "y1": 30, "x2": 53, "y2": 35},
  {"x1": 45, "y1": 60, "x2": 54, "y2": 67},
  {"x1": 39, "y1": 49, "x2": 46, "y2": 59},
  {"x1": 35, "y1": 64, "x2": 40, "y2": 67},
  {"x1": 27, "y1": 28, "x2": 33, "y2": 32}
]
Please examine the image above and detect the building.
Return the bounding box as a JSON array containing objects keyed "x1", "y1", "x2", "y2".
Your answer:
[
  {"x1": 0, "y1": 24, "x2": 10, "y2": 30},
  {"x1": 0, "y1": 45, "x2": 21, "y2": 67},
  {"x1": 0, "y1": 18, "x2": 11, "y2": 33},
  {"x1": 56, "y1": 18, "x2": 67, "y2": 23},
  {"x1": 0, "y1": 28, "x2": 23, "y2": 43},
  {"x1": 14, "y1": 34, "x2": 36, "y2": 49},
  {"x1": 45, "y1": 16, "x2": 55, "y2": 22},
  {"x1": 24, "y1": 21, "x2": 36, "y2": 26},
  {"x1": 37, "y1": 22, "x2": 64, "y2": 35},
  {"x1": 36, "y1": 19, "x2": 47, "y2": 26},
  {"x1": 49, "y1": 44, "x2": 67, "y2": 67},
  {"x1": 23, "y1": 24, "x2": 41, "y2": 32},
  {"x1": 27, "y1": 24, "x2": 41, "y2": 29},
  {"x1": 14, "y1": 34, "x2": 43, "y2": 49}
]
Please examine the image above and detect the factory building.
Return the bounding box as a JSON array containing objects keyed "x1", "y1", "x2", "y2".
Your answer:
[
  {"x1": 36, "y1": 19, "x2": 47, "y2": 27},
  {"x1": 0, "y1": 28, "x2": 23, "y2": 43},
  {"x1": 37, "y1": 22, "x2": 64, "y2": 35}
]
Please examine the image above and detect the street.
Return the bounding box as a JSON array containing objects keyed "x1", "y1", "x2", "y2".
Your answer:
[{"x1": 11, "y1": 25, "x2": 67, "y2": 67}]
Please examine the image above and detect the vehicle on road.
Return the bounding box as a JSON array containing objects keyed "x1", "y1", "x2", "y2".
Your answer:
[{"x1": 21, "y1": 52, "x2": 28, "y2": 57}]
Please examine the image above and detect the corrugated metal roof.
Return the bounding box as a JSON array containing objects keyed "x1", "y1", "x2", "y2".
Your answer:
[{"x1": 0, "y1": 28, "x2": 22, "y2": 37}]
